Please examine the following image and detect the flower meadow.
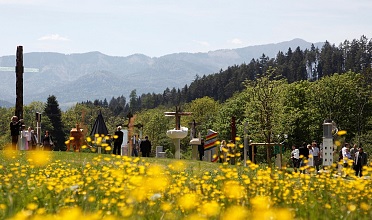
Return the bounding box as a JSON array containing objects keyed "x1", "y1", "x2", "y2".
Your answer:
[{"x1": 1, "y1": 149, "x2": 372, "y2": 220}]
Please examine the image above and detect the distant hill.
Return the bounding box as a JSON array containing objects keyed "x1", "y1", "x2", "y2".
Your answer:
[
  {"x1": 0, "y1": 38, "x2": 323, "y2": 109},
  {"x1": 0, "y1": 99, "x2": 13, "y2": 108}
]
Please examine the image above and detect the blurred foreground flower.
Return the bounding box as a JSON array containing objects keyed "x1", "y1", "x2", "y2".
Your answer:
[
  {"x1": 27, "y1": 150, "x2": 52, "y2": 167},
  {"x1": 3, "y1": 147, "x2": 20, "y2": 159}
]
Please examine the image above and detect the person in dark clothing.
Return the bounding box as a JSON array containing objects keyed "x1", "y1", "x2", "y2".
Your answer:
[
  {"x1": 42, "y1": 130, "x2": 54, "y2": 151},
  {"x1": 10, "y1": 116, "x2": 22, "y2": 150},
  {"x1": 298, "y1": 142, "x2": 309, "y2": 170},
  {"x1": 198, "y1": 138, "x2": 205, "y2": 161},
  {"x1": 113, "y1": 126, "x2": 123, "y2": 155},
  {"x1": 140, "y1": 136, "x2": 152, "y2": 157},
  {"x1": 131, "y1": 135, "x2": 139, "y2": 157},
  {"x1": 354, "y1": 147, "x2": 368, "y2": 177}
]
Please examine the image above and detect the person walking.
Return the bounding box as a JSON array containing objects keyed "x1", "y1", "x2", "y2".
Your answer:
[
  {"x1": 113, "y1": 126, "x2": 123, "y2": 155},
  {"x1": 140, "y1": 136, "x2": 152, "y2": 157},
  {"x1": 354, "y1": 147, "x2": 368, "y2": 177}
]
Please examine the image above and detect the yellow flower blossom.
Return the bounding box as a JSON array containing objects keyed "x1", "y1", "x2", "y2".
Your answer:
[
  {"x1": 348, "y1": 204, "x2": 357, "y2": 212},
  {"x1": 361, "y1": 202, "x2": 370, "y2": 211},
  {"x1": 121, "y1": 207, "x2": 133, "y2": 217},
  {"x1": 0, "y1": 204, "x2": 6, "y2": 210},
  {"x1": 26, "y1": 203, "x2": 38, "y2": 211},
  {"x1": 161, "y1": 202, "x2": 173, "y2": 212},
  {"x1": 337, "y1": 130, "x2": 347, "y2": 136},
  {"x1": 221, "y1": 205, "x2": 248, "y2": 220},
  {"x1": 178, "y1": 193, "x2": 198, "y2": 211},
  {"x1": 200, "y1": 201, "x2": 220, "y2": 217},
  {"x1": 223, "y1": 180, "x2": 245, "y2": 199}
]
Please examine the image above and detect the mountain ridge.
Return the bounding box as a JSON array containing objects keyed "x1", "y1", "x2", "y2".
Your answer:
[{"x1": 0, "y1": 38, "x2": 323, "y2": 109}]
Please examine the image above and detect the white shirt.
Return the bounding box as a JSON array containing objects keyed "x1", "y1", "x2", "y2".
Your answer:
[
  {"x1": 308, "y1": 149, "x2": 314, "y2": 166},
  {"x1": 25, "y1": 130, "x2": 32, "y2": 141},
  {"x1": 312, "y1": 147, "x2": 320, "y2": 157},
  {"x1": 342, "y1": 146, "x2": 348, "y2": 158},
  {"x1": 291, "y1": 149, "x2": 299, "y2": 159}
]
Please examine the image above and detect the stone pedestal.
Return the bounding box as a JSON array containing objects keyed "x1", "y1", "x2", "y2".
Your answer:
[
  {"x1": 156, "y1": 146, "x2": 166, "y2": 158},
  {"x1": 190, "y1": 138, "x2": 201, "y2": 160}
]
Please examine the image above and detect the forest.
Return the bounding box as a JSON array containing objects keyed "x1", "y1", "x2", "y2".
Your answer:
[{"x1": 1, "y1": 35, "x2": 372, "y2": 160}]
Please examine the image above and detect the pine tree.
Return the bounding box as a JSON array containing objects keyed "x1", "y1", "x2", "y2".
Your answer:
[{"x1": 44, "y1": 95, "x2": 65, "y2": 150}]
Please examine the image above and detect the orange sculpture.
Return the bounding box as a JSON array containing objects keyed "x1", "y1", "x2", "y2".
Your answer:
[{"x1": 67, "y1": 124, "x2": 84, "y2": 152}]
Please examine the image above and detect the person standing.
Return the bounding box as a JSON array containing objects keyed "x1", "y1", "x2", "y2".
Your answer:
[
  {"x1": 299, "y1": 142, "x2": 309, "y2": 171},
  {"x1": 354, "y1": 147, "x2": 368, "y2": 177},
  {"x1": 198, "y1": 138, "x2": 205, "y2": 161},
  {"x1": 26, "y1": 127, "x2": 34, "y2": 150},
  {"x1": 137, "y1": 135, "x2": 141, "y2": 150},
  {"x1": 42, "y1": 130, "x2": 54, "y2": 151},
  {"x1": 31, "y1": 128, "x2": 37, "y2": 150},
  {"x1": 291, "y1": 145, "x2": 300, "y2": 172},
  {"x1": 343, "y1": 148, "x2": 352, "y2": 167},
  {"x1": 307, "y1": 144, "x2": 314, "y2": 168},
  {"x1": 140, "y1": 136, "x2": 152, "y2": 157},
  {"x1": 312, "y1": 142, "x2": 320, "y2": 172},
  {"x1": 350, "y1": 144, "x2": 358, "y2": 161},
  {"x1": 20, "y1": 125, "x2": 28, "y2": 150},
  {"x1": 341, "y1": 143, "x2": 350, "y2": 161},
  {"x1": 131, "y1": 135, "x2": 139, "y2": 157},
  {"x1": 219, "y1": 140, "x2": 227, "y2": 163},
  {"x1": 113, "y1": 126, "x2": 123, "y2": 155},
  {"x1": 10, "y1": 116, "x2": 22, "y2": 150}
]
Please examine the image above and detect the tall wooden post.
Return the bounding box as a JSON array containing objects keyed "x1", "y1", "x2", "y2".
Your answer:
[{"x1": 15, "y1": 46, "x2": 24, "y2": 119}]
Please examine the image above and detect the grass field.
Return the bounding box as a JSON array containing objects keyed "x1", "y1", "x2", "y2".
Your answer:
[{"x1": 1, "y1": 150, "x2": 372, "y2": 220}]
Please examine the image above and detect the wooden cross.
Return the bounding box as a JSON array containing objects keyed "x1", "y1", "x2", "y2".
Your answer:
[
  {"x1": 0, "y1": 46, "x2": 39, "y2": 119},
  {"x1": 164, "y1": 106, "x2": 192, "y2": 130},
  {"x1": 120, "y1": 112, "x2": 143, "y2": 156}
]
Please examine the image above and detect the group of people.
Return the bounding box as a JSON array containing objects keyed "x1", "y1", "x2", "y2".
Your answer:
[
  {"x1": 291, "y1": 141, "x2": 368, "y2": 177},
  {"x1": 291, "y1": 141, "x2": 321, "y2": 173},
  {"x1": 112, "y1": 126, "x2": 152, "y2": 157},
  {"x1": 339, "y1": 143, "x2": 368, "y2": 177},
  {"x1": 10, "y1": 115, "x2": 54, "y2": 151}
]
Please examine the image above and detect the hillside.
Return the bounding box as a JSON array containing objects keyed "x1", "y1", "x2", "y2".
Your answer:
[{"x1": 0, "y1": 38, "x2": 323, "y2": 108}]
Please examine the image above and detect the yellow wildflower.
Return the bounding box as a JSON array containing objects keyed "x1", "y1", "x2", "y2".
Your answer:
[
  {"x1": 200, "y1": 201, "x2": 220, "y2": 217},
  {"x1": 220, "y1": 205, "x2": 248, "y2": 220},
  {"x1": 178, "y1": 193, "x2": 198, "y2": 210}
]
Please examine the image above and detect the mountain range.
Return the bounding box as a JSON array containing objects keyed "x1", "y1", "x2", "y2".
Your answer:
[{"x1": 0, "y1": 38, "x2": 323, "y2": 109}]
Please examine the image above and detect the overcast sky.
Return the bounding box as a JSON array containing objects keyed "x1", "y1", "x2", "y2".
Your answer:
[{"x1": 1, "y1": 0, "x2": 372, "y2": 57}]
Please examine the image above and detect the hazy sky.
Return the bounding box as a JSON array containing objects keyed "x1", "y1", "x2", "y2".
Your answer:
[{"x1": 1, "y1": 0, "x2": 372, "y2": 57}]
